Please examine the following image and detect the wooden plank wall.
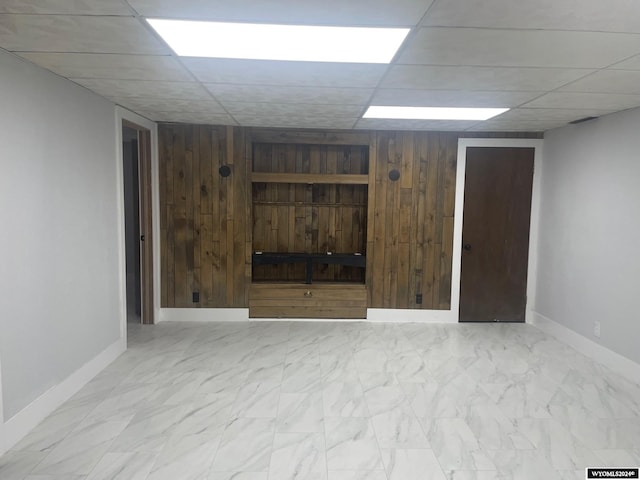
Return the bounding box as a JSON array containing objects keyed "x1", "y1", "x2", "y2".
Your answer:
[
  {"x1": 159, "y1": 124, "x2": 541, "y2": 309},
  {"x1": 252, "y1": 143, "x2": 368, "y2": 283},
  {"x1": 367, "y1": 132, "x2": 456, "y2": 309},
  {"x1": 159, "y1": 124, "x2": 250, "y2": 308}
]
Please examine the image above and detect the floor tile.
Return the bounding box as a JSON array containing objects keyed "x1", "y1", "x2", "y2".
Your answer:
[
  {"x1": 371, "y1": 406, "x2": 429, "y2": 448},
  {"x1": 11, "y1": 408, "x2": 85, "y2": 454},
  {"x1": 353, "y1": 348, "x2": 390, "y2": 373},
  {"x1": 24, "y1": 476, "x2": 86, "y2": 480},
  {"x1": 268, "y1": 432, "x2": 327, "y2": 480},
  {"x1": 3, "y1": 321, "x2": 640, "y2": 480},
  {"x1": 358, "y1": 372, "x2": 398, "y2": 392},
  {"x1": 426, "y1": 418, "x2": 495, "y2": 471},
  {"x1": 110, "y1": 404, "x2": 185, "y2": 453},
  {"x1": 146, "y1": 434, "x2": 218, "y2": 480},
  {"x1": 320, "y1": 353, "x2": 359, "y2": 383},
  {"x1": 381, "y1": 448, "x2": 446, "y2": 480},
  {"x1": 0, "y1": 451, "x2": 47, "y2": 480},
  {"x1": 85, "y1": 452, "x2": 156, "y2": 480},
  {"x1": 516, "y1": 418, "x2": 599, "y2": 470},
  {"x1": 33, "y1": 418, "x2": 130, "y2": 475},
  {"x1": 281, "y1": 361, "x2": 323, "y2": 393},
  {"x1": 489, "y1": 449, "x2": 558, "y2": 480},
  {"x1": 277, "y1": 392, "x2": 324, "y2": 433},
  {"x1": 465, "y1": 394, "x2": 533, "y2": 450},
  {"x1": 231, "y1": 381, "x2": 280, "y2": 418},
  {"x1": 364, "y1": 385, "x2": 407, "y2": 416},
  {"x1": 325, "y1": 417, "x2": 382, "y2": 470},
  {"x1": 327, "y1": 472, "x2": 387, "y2": 480},
  {"x1": 209, "y1": 473, "x2": 267, "y2": 480},
  {"x1": 210, "y1": 418, "x2": 275, "y2": 472},
  {"x1": 197, "y1": 363, "x2": 249, "y2": 394},
  {"x1": 323, "y1": 382, "x2": 369, "y2": 417},
  {"x1": 172, "y1": 393, "x2": 235, "y2": 439}
]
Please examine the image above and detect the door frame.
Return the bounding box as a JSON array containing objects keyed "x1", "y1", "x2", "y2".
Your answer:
[
  {"x1": 115, "y1": 107, "x2": 160, "y2": 340},
  {"x1": 452, "y1": 138, "x2": 544, "y2": 324}
]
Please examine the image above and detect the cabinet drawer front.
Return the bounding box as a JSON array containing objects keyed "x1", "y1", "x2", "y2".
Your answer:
[
  {"x1": 249, "y1": 283, "x2": 367, "y2": 319},
  {"x1": 250, "y1": 284, "x2": 366, "y2": 301}
]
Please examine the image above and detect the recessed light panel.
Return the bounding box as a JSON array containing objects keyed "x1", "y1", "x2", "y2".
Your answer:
[
  {"x1": 147, "y1": 19, "x2": 410, "y2": 64},
  {"x1": 364, "y1": 106, "x2": 510, "y2": 120}
]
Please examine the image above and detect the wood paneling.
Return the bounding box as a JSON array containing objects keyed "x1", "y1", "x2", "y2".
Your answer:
[
  {"x1": 249, "y1": 283, "x2": 367, "y2": 318},
  {"x1": 159, "y1": 124, "x2": 541, "y2": 311},
  {"x1": 251, "y1": 172, "x2": 368, "y2": 184},
  {"x1": 366, "y1": 132, "x2": 456, "y2": 309},
  {"x1": 251, "y1": 143, "x2": 368, "y2": 283},
  {"x1": 159, "y1": 124, "x2": 250, "y2": 307}
]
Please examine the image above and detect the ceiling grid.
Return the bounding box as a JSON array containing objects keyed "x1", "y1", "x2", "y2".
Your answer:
[{"x1": 1, "y1": 0, "x2": 640, "y2": 131}]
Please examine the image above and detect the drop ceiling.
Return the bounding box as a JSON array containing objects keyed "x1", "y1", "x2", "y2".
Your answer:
[{"x1": 2, "y1": 0, "x2": 640, "y2": 132}]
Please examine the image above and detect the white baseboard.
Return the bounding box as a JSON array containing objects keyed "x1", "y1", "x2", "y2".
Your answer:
[
  {"x1": 0, "y1": 338, "x2": 125, "y2": 456},
  {"x1": 530, "y1": 311, "x2": 640, "y2": 384},
  {"x1": 158, "y1": 308, "x2": 250, "y2": 323},
  {"x1": 158, "y1": 307, "x2": 457, "y2": 324},
  {"x1": 367, "y1": 308, "x2": 457, "y2": 323},
  {"x1": 0, "y1": 353, "x2": 4, "y2": 425}
]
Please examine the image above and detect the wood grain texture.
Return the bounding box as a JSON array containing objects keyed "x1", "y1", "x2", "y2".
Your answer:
[
  {"x1": 159, "y1": 124, "x2": 249, "y2": 307},
  {"x1": 249, "y1": 283, "x2": 367, "y2": 318},
  {"x1": 366, "y1": 132, "x2": 457, "y2": 309},
  {"x1": 251, "y1": 142, "x2": 368, "y2": 284},
  {"x1": 459, "y1": 147, "x2": 534, "y2": 322},
  {"x1": 251, "y1": 172, "x2": 368, "y2": 184},
  {"x1": 159, "y1": 125, "x2": 539, "y2": 311}
]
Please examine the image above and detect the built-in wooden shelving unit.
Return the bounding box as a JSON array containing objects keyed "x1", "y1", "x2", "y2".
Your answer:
[
  {"x1": 250, "y1": 141, "x2": 369, "y2": 318},
  {"x1": 251, "y1": 172, "x2": 368, "y2": 185}
]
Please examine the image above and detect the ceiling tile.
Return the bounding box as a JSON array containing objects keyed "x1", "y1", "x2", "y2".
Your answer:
[
  {"x1": 0, "y1": 0, "x2": 131, "y2": 15},
  {"x1": 398, "y1": 27, "x2": 640, "y2": 68},
  {"x1": 559, "y1": 70, "x2": 640, "y2": 94},
  {"x1": 204, "y1": 84, "x2": 373, "y2": 105},
  {"x1": 355, "y1": 118, "x2": 478, "y2": 131},
  {"x1": 138, "y1": 111, "x2": 237, "y2": 125},
  {"x1": 17, "y1": 53, "x2": 191, "y2": 81},
  {"x1": 0, "y1": 15, "x2": 168, "y2": 54},
  {"x1": 113, "y1": 97, "x2": 226, "y2": 113},
  {"x1": 611, "y1": 55, "x2": 640, "y2": 70},
  {"x1": 127, "y1": 0, "x2": 432, "y2": 26},
  {"x1": 382, "y1": 65, "x2": 594, "y2": 91},
  {"x1": 182, "y1": 58, "x2": 386, "y2": 88},
  {"x1": 466, "y1": 121, "x2": 548, "y2": 132},
  {"x1": 233, "y1": 115, "x2": 357, "y2": 129},
  {"x1": 468, "y1": 107, "x2": 617, "y2": 131},
  {"x1": 521, "y1": 92, "x2": 640, "y2": 110},
  {"x1": 70, "y1": 78, "x2": 213, "y2": 100},
  {"x1": 371, "y1": 89, "x2": 542, "y2": 107},
  {"x1": 484, "y1": 107, "x2": 611, "y2": 123},
  {"x1": 223, "y1": 102, "x2": 363, "y2": 117},
  {"x1": 421, "y1": 0, "x2": 640, "y2": 33}
]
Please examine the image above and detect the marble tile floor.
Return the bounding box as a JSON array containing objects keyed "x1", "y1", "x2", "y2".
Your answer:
[{"x1": 2, "y1": 321, "x2": 640, "y2": 480}]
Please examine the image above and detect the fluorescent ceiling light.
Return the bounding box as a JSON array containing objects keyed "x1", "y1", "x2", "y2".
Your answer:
[
  {"x1": 147, "y1": 19, "x2": 409, "y2": 63},
  {"x1": 364, "y1": 106, "x2": 510, "y2": 121}
]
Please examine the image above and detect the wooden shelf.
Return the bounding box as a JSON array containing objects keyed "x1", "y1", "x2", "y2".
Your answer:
[{"x1": 252, "y1": 172, "x2": 368, "y2": 185}]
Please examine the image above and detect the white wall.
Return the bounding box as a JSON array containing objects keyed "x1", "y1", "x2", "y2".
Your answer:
[
  {"x1": 0, "y1": 50, "x2": 123, "y2": 423},
  {"x1": 535, "y1": 107, "x2": 640, "y2": 365}
]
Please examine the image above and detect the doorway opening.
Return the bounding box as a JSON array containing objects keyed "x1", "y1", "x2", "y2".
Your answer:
[{"x1": 122, "y1": 121, "x2": 154, "y2": 324}]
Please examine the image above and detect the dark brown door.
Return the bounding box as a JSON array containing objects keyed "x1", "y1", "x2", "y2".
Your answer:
[{"x1": 459, "y1": 147, "x2": 534, "y2": 322}]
